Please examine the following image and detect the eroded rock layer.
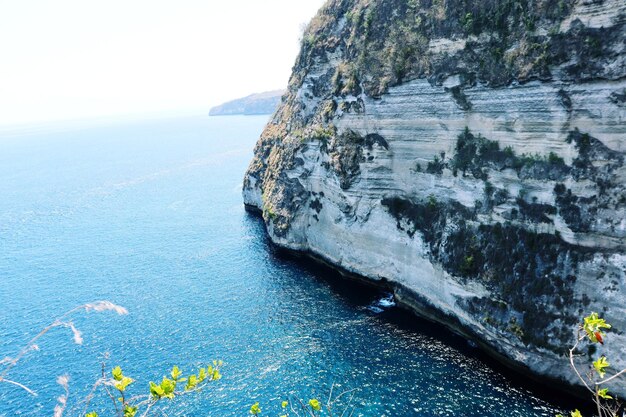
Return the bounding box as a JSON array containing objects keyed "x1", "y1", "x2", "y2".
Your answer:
[{"x1": 243, "y1": 0, "x2": 626, "y2": 395}]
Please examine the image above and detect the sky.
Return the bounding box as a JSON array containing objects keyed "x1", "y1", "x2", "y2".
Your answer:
[{"x1": 0, "y1": 0, "x2": 326, "y2": 126}]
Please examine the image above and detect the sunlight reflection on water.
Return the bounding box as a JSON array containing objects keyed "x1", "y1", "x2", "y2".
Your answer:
[{"x1": 0, "y1": 115, "x2": 564, "y2": 417}]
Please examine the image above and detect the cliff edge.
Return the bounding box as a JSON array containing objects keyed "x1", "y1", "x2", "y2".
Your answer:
[{"x1": 243, "y1": 0, "x2": 626, "y2": 396}]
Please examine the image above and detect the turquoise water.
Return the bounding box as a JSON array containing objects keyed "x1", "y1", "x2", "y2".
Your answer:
[{"x1": 0, "y1": 115, "x2": 564, "y2": 416}]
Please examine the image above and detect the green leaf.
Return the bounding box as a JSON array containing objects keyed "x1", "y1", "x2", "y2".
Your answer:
[
  {"x1": 85, "y1": 412, "x2": 99, "y2": 417},
  {"x1": 198, "y1": 367, "x2": 207, "y2": 382},
  {"x1": 185, "y1": 374, "x2": 198, "y2": 391},
  {"x1": 160, "y1": 377, "x2": 176, "y2": 399},
  {"x1": 171, "y1": 366, "x2": 182, "y2": 381},
  {"x1": 123, "y1": 405, "x2": 138, "y2": 417},
  {"x1": 112, "y1": 366, "x2": 123, "y2": 381},
  {"x1": 593, "y1": 356, "x2": 610, "y2": 378},
  {"x1": 583, "y1": 313, "x2": 611, "y2": 343},
  {"x1": 212, "y1": 369, "x2": 222, "y2": 380},
  {"x1": 114, "y1": 376, "x2": 134, "y2": 392},
  {"x1": 571, "y1": 410, "x2": 583, "y2": 417},
  {"x1": 281, "y1": 401, "x2": 288, "y2": 408},
  {"x1": 598, "y1": 388, "x2": 613, "y2": 399},
  {"x1": 250, "y1": 402, "x2": 261, "y2": 415},
  {"x1": 309, "y1": 399, "x2": 321, "y2": 412},
  {"x1": 149, "y1": 381, "x2": 165, "y2": 399}
]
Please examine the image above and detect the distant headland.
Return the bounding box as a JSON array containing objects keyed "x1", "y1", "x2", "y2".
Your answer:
[{"x1": 209, "y1": 90, "x2": 284, "y2": 116}]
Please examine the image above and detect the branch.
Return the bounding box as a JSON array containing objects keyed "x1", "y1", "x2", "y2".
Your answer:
[
  {"x1": 595, "y1": 386, "x2": 604, "y2": 417},
  {"x1": 127, "y1": 394, "x2": 153, "y2": 404},
  {"x1": 80, "y1": 377, "x2": 108, "y2": 416},
  {"x1": 0, "y1": 377, "x2": 37, "y2": 396},
  {"x1": 327, "y1": 383, "x2": 335, "y2": 409},
  {"x1": 0, "y1": 301, "x2": 127, "y2": 379},
  {"x1": 139, "y1": 401, "x2": 155, "y2": 417},
  {"x1": 0, "y1": 320, "x2": 64, "y2": 377},
  {"x1": 295, "y1": 396, "x2": 316, "y2": 417},
  {"x1": 339, "y1": 392, "x2": 356, "y2": 417},
  {"x1": 173, "y1": 379, "x2": 217, "y2": 396},
  {"x1": 100, "y1": 361, "x2": 120, "y2": 416},
  {"x1": 289, "y1": 397, "x2": 302, "y2": 417},
  {"x1": 53, "y1": 375, "x2": 70, "y2": 417},
  {"x1": 596, "y1": 367, "x2": 626, "y2": 385},
  {"x1": 569, "y1": 330, "x2": 595, "y2": 395},
  {"x1": 331, "y1": 388, "x2": 357, "y2": 404}
]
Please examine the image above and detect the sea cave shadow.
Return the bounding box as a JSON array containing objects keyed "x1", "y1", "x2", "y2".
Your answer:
[{"x1": 242, "y1": 210, "x2": 591, "y2": 413}]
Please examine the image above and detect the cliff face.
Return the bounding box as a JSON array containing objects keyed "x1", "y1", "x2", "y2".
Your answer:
[{"x1": 243, "y1": 0, "x2": 626, "y2": 395}]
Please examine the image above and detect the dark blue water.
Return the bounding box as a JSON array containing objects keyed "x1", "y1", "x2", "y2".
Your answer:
[{"x1": 0, "y1": 115, "x2": 564, "y2": 416}]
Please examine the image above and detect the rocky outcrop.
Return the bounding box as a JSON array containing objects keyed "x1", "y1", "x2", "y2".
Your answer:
[
  {"x1": 209, "y1": 90, "x2": 285, "y2": 116},
  {"x1": 243, "y1": 0, "x2": 626, "y2": 396}
]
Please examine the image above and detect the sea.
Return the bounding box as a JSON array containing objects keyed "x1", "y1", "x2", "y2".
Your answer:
[{"x1": 0, "y1": 114, "x2": 566, "y2": 416}]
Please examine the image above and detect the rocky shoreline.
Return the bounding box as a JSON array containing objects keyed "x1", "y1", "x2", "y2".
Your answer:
[
  {"x1": 245, "y1": 202, "x2": 592, "y2": 400},
  {"x1": 243, "y1": 0, "x2": 626, "y2": 398}
]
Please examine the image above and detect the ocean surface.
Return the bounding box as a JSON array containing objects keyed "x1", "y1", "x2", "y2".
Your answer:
[{"x1": 0, "y1": 114, "x2": 565, "y2": 416}]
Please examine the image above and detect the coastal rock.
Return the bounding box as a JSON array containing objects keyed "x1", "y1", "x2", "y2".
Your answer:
[{"x1": 243, "y1": 0, "x2": 626, "y2": 396}]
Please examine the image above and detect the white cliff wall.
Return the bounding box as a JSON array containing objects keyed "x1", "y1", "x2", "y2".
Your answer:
[{"x1": 243, "y1": 0, "x2": 626, "y2": 395}]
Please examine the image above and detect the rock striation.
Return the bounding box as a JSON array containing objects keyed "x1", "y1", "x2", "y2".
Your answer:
[{"x1": 243, "y1": 0, "x2": 626, "y2": 396}]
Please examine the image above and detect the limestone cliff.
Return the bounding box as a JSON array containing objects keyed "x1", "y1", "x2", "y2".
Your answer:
[{"x1": 243, "y1": 0, "x2": 626, "y2": 395}]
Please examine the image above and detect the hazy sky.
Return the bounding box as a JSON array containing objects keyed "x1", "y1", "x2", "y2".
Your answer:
[{"x1": 0, "y1": 0, "x2": 326, "y2": 126}]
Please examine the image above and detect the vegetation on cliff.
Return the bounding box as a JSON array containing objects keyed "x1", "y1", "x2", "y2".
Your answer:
[
  {"x1": 243, "y1": 0, "x2": 625, "y2": 397},
  {"x1": 245, "y1": 0, "x2": 624, "y2": 236},
  {"x1": 296, "y1": 0, "x2": 621, "y2": 98}
]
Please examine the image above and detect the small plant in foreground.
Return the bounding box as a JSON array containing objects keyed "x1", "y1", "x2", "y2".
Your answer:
[
  {"x1": 2, "y1": 302, "x2": 359, "y2": 417},
  {"x1": 83, "y1": 361, "x2": 222, "y2": 417},
  {"x1": 250, "y1": 383, "x2": 357, "y2": 417},
  {"x1": 0, "y1": 301, "x2": 128, "y2": 397},
  {"x1": 0, "y1": 301, "x2": 222, "y2": 417},
  {"x1": 557, "y1": 312, "x2": 625, "y2": 417}
]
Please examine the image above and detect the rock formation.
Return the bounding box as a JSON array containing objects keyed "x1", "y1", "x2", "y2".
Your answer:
[{"x1": 243, "y1": 0, "x2": 626, "y2": 396}]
